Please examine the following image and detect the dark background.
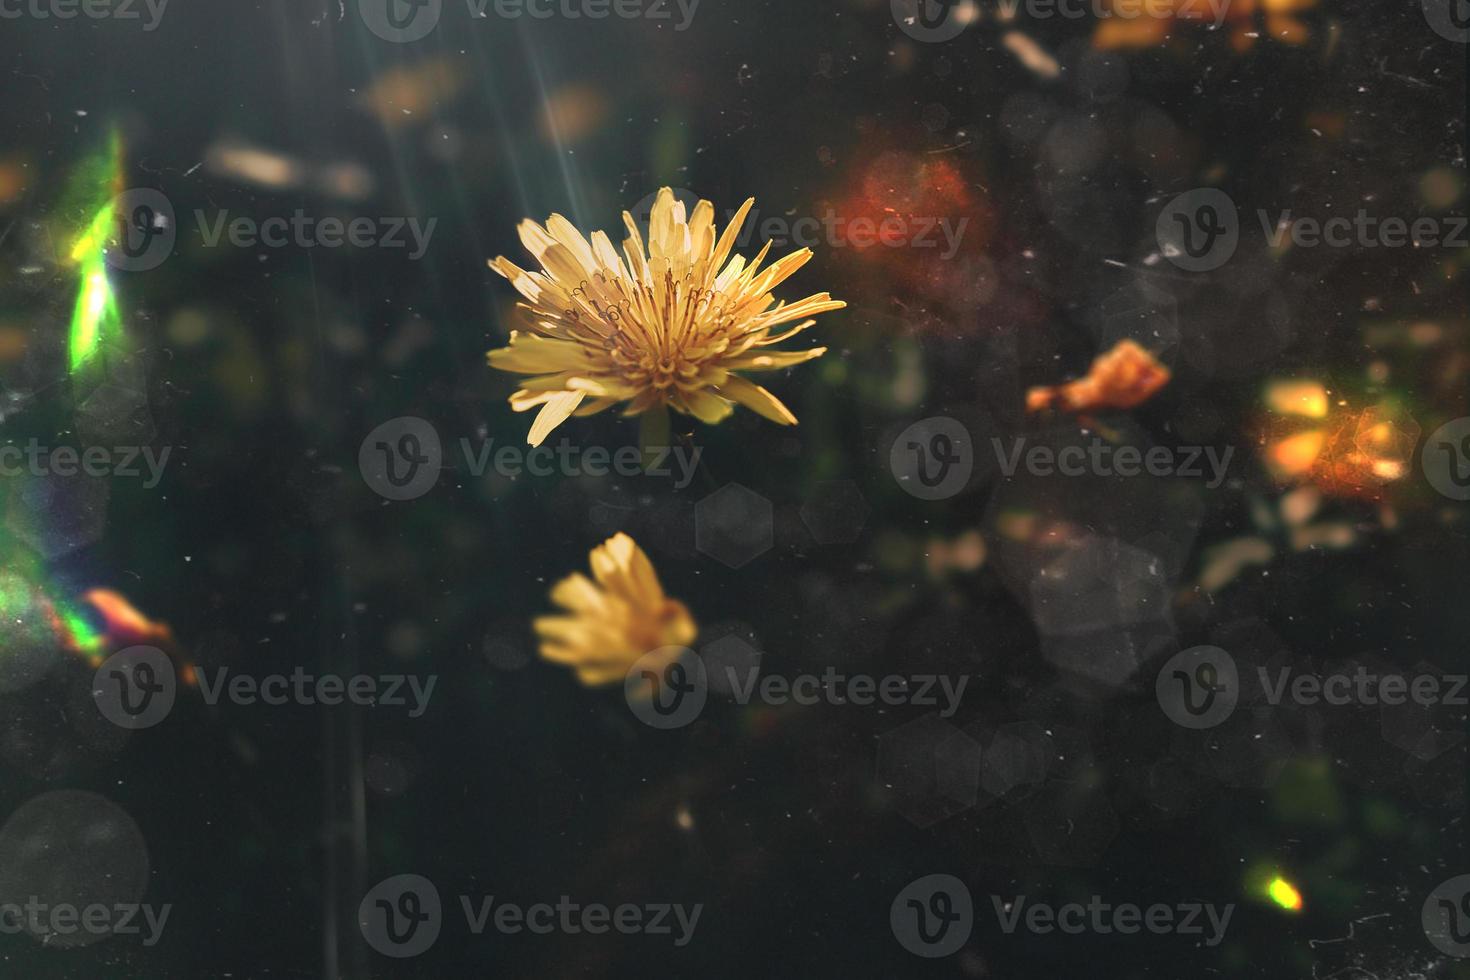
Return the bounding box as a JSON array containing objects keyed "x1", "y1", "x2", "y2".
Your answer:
[{"x1": 0, "y1": 0, "x2": 1466, "y2": 976}]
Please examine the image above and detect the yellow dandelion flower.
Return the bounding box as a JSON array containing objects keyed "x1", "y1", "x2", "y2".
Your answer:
[
  {"x1": 535, "y1": 533, "x2": 697, "y2": 686},
  {"x1": 488, "y1": 187, "x2": 845, "y2": 446}
]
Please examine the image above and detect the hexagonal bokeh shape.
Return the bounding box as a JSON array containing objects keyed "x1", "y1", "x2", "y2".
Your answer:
[
  {"x1": 1030, "y1": 536, "x2": 1175, "y2": 687},
  {"x1": 695, "y1": 483, "x2": 773, "y2": 569},
  {"x1": 876, "y1": 714, "x2": 982, "y2": 828},
  {"x1": 1353, "y1": 403, "x2": 1420, "y2": 480},
  {"x1": 75, "y1": 383, "x2": 155, "y2": 447},
  {"x1": 1030, "y1": 537, "x2": 1170, "y2": 637},
  {"x1": 799, "y1": 480, "x2": 870, "y2": 545},
  {"x1": 90, "y1": 341, "x2": 149, "y2": 392},
  {"x1": 980, "y1": 723, "x2": 1050, "y2": 799},
  {"x1": 700, "y1": 629, "x2": 763, "y2": 698},
  {"x1": 5, "y1": 470, "x2": 111, "y2": 559},
  {"x1": 1379, "y1": 662, "x2": 1466, "y2": 762}
]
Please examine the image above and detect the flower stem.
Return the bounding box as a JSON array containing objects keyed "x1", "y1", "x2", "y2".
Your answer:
[{"x1": 639, "y1": 405, "x2": 670, "y2": 469}]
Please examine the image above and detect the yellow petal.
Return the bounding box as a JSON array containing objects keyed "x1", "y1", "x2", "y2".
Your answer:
[
  {"x1": 487, "y1": 335, "x2": 590, "y2": 374},
  {"x1": 716, "y1": 374, "x2": 798, "y2": 425},
  {"x1": 721, "y1": 347, "x2": 827, "y2": 372},
  {"x1": 545, "y1": 213, "x2": 598, "y2": 271},
  {"x1": 675, "y1": 387, "x2": 736, "y2": 425},
  {"x1": 527, "y1": 390, "x2": 585, "y2": 446},
  {"x1": 573, "y1": 396, "x2": 621, "y2": 417}
]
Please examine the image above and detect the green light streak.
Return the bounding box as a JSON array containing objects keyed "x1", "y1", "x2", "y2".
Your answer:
[
  {"x1": 69, "y1": 243, "x2": 120, "y2": 371},
  {"x1": 64, "y1": 132, "x2": 123, "y2": 372},
  {"x1": 57, "y1": 603, "x2": 105, "y2": 655}
]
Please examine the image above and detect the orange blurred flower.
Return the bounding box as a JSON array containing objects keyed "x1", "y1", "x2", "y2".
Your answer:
[{"x1": 1026, "y1": 339, "x2": 1171, "y2": 414}]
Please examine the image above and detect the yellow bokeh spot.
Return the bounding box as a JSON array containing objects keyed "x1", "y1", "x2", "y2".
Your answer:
[
  {"x1": 1267, "y1": 877, "x2": 1304, "y2": 912},
  {"x1": 1265, "y1": 380, "x2": 1329, "y2": 419}
]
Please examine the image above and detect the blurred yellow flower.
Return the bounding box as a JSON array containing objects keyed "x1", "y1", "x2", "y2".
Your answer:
[
  {"x1": 488, "y1": 187, "x2": 845, "y2": 446},
  {"x1": 535, "y1": 533, "x2": 697, "y2": 686}
]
